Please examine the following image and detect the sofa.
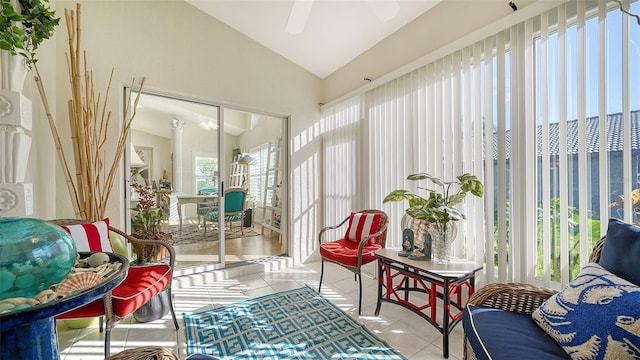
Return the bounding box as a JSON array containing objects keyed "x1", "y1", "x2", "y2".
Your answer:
[{"x1": 462, "y1": 218, "x2": 640, "y2": 360}]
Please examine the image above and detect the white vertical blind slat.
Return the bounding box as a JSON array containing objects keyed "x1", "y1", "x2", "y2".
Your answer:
[
  {"x1": 576, "y1": 0, "x2": 589, "y2": 267},
  {"x1": 557, "y1": 4, "x2": 570, "y2": 286},
  {"x1": 473, "y1": 42, "x2": 485, "y2": 268},
  {"x1": 462, "y1": 46, "x2": 473, "y2": 257},
  {"x1": 483, "y1": 36, "x2": 496, "y2": 282},
  {"x1": 540, "y1": 11, "x2": 552, "y2": 287},
  {"x1": 622, "y1": 0, "x2": 633, "y2": 224},
  {"x1": 496, "y1": 30, "x2": 508, "y2": 282},
  {"x1": 597, "y1": 1, "x2": 609, "y2": 237}
]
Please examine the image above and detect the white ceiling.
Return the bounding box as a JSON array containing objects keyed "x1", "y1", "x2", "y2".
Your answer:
[{"x1": 186, "y1": 0, "x2": 443, "y2": 79}]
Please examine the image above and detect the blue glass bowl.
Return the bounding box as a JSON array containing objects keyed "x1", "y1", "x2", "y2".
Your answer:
[{"x1": 0, "y1": 218, "x2": 77, "y2": 301}]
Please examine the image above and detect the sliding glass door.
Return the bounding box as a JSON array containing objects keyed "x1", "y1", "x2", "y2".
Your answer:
[
  {"x1": 124, "y1": 88, "x2": 288, "y2": 272},
  {"x1": 125, "y1": 89, "x2": 224, "y2": 271}
]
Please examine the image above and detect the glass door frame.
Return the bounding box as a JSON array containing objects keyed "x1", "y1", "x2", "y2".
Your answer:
[{"x1": 123, "y1": 86, "x2": 226, "y2": 272}]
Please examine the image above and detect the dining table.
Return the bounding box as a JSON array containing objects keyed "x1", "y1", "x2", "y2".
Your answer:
[{"x1": 176, "y1": 194, "x2": 218, "y2": 231}]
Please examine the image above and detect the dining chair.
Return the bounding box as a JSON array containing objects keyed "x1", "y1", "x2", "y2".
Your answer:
[
  {"x1": 317, "y1": 210, "x2": 388, "y2": 314},
  {"x1": 201, "y1": 187, "x2": 247, "y2": 235},
  {"x1": 196, "y1": 188, "x2": 219, "y2": 226}
]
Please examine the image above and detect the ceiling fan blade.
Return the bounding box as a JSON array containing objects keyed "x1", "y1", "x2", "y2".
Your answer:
[{"x1": 286, "y1": 0, "x2": 315, "y2": 34}]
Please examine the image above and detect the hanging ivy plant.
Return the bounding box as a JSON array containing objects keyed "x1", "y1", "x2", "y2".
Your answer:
[{"x1": 0, "y1": 0, "x2": 59, "y2": 68}]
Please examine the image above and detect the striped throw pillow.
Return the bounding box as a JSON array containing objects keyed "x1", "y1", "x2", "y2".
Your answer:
[
  {"x1": 61, "y1": 219, "x2": 113, "y2": 252},
  {"x1": 345, "y1": 212, "x2": 382, "y2": 244}
]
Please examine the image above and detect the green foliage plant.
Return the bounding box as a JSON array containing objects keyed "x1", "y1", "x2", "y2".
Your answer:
[
  {"x1": 0, "y1": 0, "x2": 59, "y2": 68},
  {"x1": 384, "y1": 173, "x2": 484, "y2": 232}
]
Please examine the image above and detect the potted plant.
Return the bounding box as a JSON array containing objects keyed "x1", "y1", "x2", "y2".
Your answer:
[
  {"x1": 130, "y1": 181, "x2": 171, "y2": 262},
  {"x1": 0, "y1": 0, "x2": 59, "y2": 91},
  {"x1": 384, "y1": 173, "x2": 484, "y2": 263}
]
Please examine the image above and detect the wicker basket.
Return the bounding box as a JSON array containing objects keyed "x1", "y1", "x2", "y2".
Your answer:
[{"x1": 104, "y1": 346, "x2": 179, "y2": 360}]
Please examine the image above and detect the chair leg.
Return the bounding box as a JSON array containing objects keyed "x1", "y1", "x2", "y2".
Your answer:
[
  {"x1": 104, "y1": 329, "x2": 111, "y2": 358},
  {"x1": 167, "y1": 288, "x2": 180, "y2": 330},
  {"x1": 358, "y1": 273, "x2": 363, "y2": 315},
  {"x1": 318, "y1": 260, "x2": 325, "y2": 293}
]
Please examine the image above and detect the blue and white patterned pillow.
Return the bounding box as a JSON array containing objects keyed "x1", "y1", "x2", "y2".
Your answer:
[{"x1": 532, "y1": 263, "x2": 640, "y2": 359}]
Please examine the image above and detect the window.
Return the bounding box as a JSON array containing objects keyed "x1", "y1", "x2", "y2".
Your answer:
[
  {"x1": 248, "y1": 143, "x2": 268, "y2": 207},
  {"x1": 534, "y1": 1, "x2": 640, "y2": 283},
  {"x1": 194, "y1": 155, "x2": 218, "y2": 193},
  {"x1": 321, "y1": 0, "x2": 640, "y2": 287}
]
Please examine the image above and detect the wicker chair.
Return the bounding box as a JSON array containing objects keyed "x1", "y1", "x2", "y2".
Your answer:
[
  {"x1": 462, "y1": 237, "x2": 606, "y2": 360},
  {"x1": 51, "y1": 219, "x2": 180, "y2": 358},
  {"x1": 318, "y1": 209, "x2": 388, "y2": 314}
]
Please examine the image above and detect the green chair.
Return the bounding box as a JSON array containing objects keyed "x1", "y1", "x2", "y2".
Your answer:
[
  {"x1": 196, "y1": 188, "x2": 218, "y2": 226},
  {"x1": 201, "y1": 187, "x2": 247, "y2": 235}
]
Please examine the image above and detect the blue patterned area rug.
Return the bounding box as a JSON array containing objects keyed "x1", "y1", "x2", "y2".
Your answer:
[{"x1": 184, "y1": 285, "x2": 407, "y2": 359}]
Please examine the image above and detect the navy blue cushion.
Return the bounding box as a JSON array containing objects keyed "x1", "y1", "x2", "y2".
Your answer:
[
  {"x1": 463, "y1": 304, "x2": 569, "y2": 360},
  {"x1": 600, "y1": 218, "x2": 640, "y2": 286},
  {"x1": 532, "y1": 263, "x2": 640, "y2": 359}
]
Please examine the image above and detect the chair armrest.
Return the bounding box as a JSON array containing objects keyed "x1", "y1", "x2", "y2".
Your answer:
[
  {"x1": 467, "y1": 282, "x2": 557, "y2": 315},
  {"x1": 358, "y1": 222, "x2": 388, "y2": 246},
  {"x1": 318, "y1": 216, "x2": 350, "y2": 245},
  {"x1": 109, "y1": 227, "x2": 176, "y2": 268}
]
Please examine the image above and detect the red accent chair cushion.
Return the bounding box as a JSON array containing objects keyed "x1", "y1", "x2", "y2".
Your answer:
[
  {"x1": 57, "y1": 264, "x2": 172, "y2": 319},
  {"x1": 319, "y1": 239, "x2": 382, "y2": 267},
  {"x1": 344, "y1": 212, "x2": 382, "y2": 245}
]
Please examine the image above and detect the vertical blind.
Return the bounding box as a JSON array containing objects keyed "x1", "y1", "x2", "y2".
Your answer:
[{"x1": 320, "y1": 0, "x2": 640, "y2": 287}]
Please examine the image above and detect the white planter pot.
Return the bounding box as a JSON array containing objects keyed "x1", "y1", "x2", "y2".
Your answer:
[{"x1": 0, "y1": 51, "x2": 28, "y2": 94}]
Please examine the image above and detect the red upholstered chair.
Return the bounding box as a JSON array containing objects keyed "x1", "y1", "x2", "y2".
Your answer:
[
  {"x1": 51, "y1": 219, "x2": 179, "y2": 358},
  {"x1": 318, "y1": 210, "x2": 388, "y2": 314}
]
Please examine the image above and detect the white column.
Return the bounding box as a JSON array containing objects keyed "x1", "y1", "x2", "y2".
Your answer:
[
  {"x1": 0, "y1": 89, "x2": 33, "y2": 216},
  {"x1": 170, "y1": 118, "x2": 185, "y2": 194}
]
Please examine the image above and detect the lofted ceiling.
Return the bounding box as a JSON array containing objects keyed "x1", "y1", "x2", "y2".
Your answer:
[
  {"x1": 134, "y1": 1, "x2": 445, "y2": 135},
  {"x1": 185, "y1": 0, "x2": 443, "y2": 79}
]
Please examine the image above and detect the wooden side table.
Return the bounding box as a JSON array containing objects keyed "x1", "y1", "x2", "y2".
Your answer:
[{"x1": 375, "y1": 248, "x2": 483, "y2": 358}]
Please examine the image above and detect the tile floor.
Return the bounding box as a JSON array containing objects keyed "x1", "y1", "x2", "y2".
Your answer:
[{"x1": 56, "y1": 259, "x2": 466, "y2": 360}]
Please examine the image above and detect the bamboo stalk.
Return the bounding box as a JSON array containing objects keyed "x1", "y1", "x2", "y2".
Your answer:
[
  {"x1": 32, "y1": 66, "x2": 82, "y2": 218},
  {"x1": 32, "y1": 3, "x2": 144, "y2": 222}
]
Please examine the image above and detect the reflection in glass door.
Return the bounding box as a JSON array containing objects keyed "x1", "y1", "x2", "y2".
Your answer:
[
  {"x1": 126, "y1": 89, "x2": 223, "y2": 271},
  {"x1": 124, "y1": 88, "x2": 288, "y2": 273}
]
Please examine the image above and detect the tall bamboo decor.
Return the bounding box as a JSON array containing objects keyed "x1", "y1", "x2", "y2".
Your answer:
[{"x1": 32, "y1": 3, "x2": 144, "y2": 221}]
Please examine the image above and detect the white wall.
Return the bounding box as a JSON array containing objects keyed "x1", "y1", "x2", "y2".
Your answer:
[{"x1": 131, "y1": 129, "x2": 171, "y2": 184}]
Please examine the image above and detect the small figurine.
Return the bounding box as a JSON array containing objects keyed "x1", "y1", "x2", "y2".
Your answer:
[
  {"x1": 398, "y1": 229, "x2": 414, "y2": 257},
  {"x1": 408, "y1": 233, "x2": 432, "y2": 261}
]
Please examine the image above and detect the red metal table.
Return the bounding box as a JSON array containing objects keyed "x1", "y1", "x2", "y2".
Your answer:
[{"x1": 375, "y1": 248, "x2": 483, "y2": 358}]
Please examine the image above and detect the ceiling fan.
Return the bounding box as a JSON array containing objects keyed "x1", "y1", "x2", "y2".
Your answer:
[{"x1": 285, "y1": 0, "x2": 400, "y2": 35}]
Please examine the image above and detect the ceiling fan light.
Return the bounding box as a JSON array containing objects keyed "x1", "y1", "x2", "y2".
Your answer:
[
  {"x1": 368, "y1": 0, "x2": 400, "y2": 22},
  {"x1": 286, "y1": 0, "x2": 315, "y2": 34}
]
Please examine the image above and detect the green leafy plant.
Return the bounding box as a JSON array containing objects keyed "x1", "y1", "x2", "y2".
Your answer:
[
  {"x1": 0, "y1": 0, "x2": 59, "y2": 68},
  {"x1": 383, "y1": 173, "x2": 484, "y2": 231}
]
